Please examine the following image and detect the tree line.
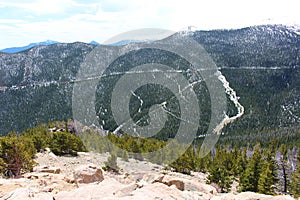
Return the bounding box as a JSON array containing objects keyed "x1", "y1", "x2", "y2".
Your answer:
[
  {"x1": 0, "y1": 121, "x2": 86, "y2": 177},
  {"x1": 0, "y1": 120, "x2": 299, "y2": 198},
  {"x1": 81, "y1": 126, "x2": 300, "y2": 198}
]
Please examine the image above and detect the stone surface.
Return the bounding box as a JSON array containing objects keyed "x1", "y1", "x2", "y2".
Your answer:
[
  {"x1": 1, "y1": 188, "x2": 53, "y2": 200},
  {"x1": 54, "y1": 178, "x2": 128, "y2": 200},
  {"x1": 34, "y1": 166, "x2": 61, "y2": 174},
  {"x1": 0, "y1": 151, "x2": 296, "y2": 200},
  {"x1": 153, "y1": 175, "x2": 185, "y2": 190},
  {"x1": 73, "y1": 164, "x2": 104, "y2": 184},
  {"x1": 153, "y1": 174, "x2": 216, "y2": 195}
]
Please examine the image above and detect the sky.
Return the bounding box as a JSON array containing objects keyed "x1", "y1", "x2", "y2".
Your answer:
[{"x1": 0, "y1": 0, "x2": 299, "y2": 49}]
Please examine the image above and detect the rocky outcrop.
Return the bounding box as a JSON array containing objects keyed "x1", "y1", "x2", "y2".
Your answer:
[
  {"x1": 73, "y1": 164, "x2": 104, "y2": 184},
  {"x1": 0, "y1": 151, "x2": 297, "y2": 200},
  {"x1": 34, "y1": 166, "x2": 61, "y2": 174},
  {"x1": 1, "y1": 188, "x2": 53, "y2": 200},
  {"x1": 153, "y1": 175, "x2": 185, "y2": 190},
  {"x1": 54, "y1": 178, "x2": 129, "y2": 200},
  {"x1": 153, "y1": 174, "x2": 217, "y2": 195}
]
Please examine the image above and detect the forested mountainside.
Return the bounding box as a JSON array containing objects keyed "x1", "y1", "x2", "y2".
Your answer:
[
  {"x1": 192, "y1": 25, "x2": 300, "y2": 68},
  {"x1": 0, "y1": 25, "x2": 299, "y2": 148}
]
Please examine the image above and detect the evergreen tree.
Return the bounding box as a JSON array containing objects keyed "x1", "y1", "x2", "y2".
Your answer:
[
  {"x1": 278, "y1": 144, "x2": 290, "y2": 193},
  {"x1": 258, "y1": 150, "x2": 278, "y2": 195},
  {"x1": 235, "y1": 147, "x2": 248, "y2": 177},
  {"x1": 290, "y1": 156, "x2": 300, "y2": 198},
  {"x1": 169, "y1": 147, "x2": 194, "y2": 175},
  {"x1": 207, "y1": 147, "x2": 234, "y2": 192},
  {"x1": 197, "y1": 153, "x2": 211, "y2": 173},
  {"x1": 130, "y1": 139, "x2": 144, "y2": 161},
  {"x1": 240, "y1": 144, "x2": 262, "y2": 192}
]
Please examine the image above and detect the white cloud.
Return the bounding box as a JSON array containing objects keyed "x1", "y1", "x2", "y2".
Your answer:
[
  {"x1": 0, "y1": 19, "x2": 26, "y2": 24},
  {"x1": 0, "y1": 0, "x2": 299, "y2": 49},
  {"x1": 0, "y1": 0, "x2": 94, "y2": 15}
]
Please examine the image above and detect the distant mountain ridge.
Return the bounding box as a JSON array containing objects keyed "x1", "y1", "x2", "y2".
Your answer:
[
  {"x1": 0, "y1": 25, "x2": 299, "y2": 147},
  {"x1": 0, "y1": 40, "x2": 102, "y2": 53},
  {"x1": 89, "y1": 41, "x2": 100, "y2": 45},
  {"x1": 0, "y1": 40, "x2": 59, "y2": 53},
  {"x1": 1, "y1": 24, "x2": 299, "y2": 54},
  {"x1": 0, "y1": 40, "x2": 149, "y2": 53},
  {"x1": 107, "y1": 39, "x2": 154, "y2": 46}
]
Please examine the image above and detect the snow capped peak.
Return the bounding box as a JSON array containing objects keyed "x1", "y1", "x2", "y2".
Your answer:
[
  {"x1": 286, "y1": 24, "x2": 300, "y2": 35},
  {"x1": 44, "y1": 40, "x2": 57, "y2": 44},
  {"x1": 178, "y1": 26, "x2": 198, "y2": 33}
]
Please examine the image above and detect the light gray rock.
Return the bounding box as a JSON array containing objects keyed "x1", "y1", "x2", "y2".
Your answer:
[
  {"x1": 73, "y1": 164, "x2": 104, "y2": 184},
  {"x1": 153, "y1": 174, "x2": 217, "y2": 195},
  {"x1": 1, "y1": 151, "x2": 296, "y2": 200},
  {"x1": 34, "y1": 166, "x2": 61, "y2": 174},
  {"x1": 130, "y1": 182, "x2": 201, "y2": 200},
  {"x1": 153, "y1": 175, "x2": 185, "y2": 190},
  {"x1": 54, "y1": 178, "x2": 130, "y2": 200},
  {"x1": 2, "y1": 188, "x2": 53, "y2": 200}
]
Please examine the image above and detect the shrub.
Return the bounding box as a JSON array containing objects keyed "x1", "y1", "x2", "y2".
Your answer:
[
  {"x1": 0, "y1": 134, "x2": 36, "y2": 177},
  {"x1": 22, "y1": 124, "x2": 51, "y2": 151},
  {"x1": 104, "y1": 152, "x2": 119, "y2": 173},
  {"x1": 50, "y1": 131, "x2": 87, "y2": 156}
]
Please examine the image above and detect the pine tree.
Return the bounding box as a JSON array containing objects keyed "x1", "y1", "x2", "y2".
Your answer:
[
  {"x1": 130, "y1": 139, "x2": 144, "y2": 161},
  {"x1": 198, "y1": 153, "x2": 211, "y2": 173},
  {"x1": 207, "y1": 147, "x2": 234, "y2": 192},
  {"x1": 240, "y1": 144, "x2": 262, "y2": 192},
  {"x1": 258, "y1": 150, "x2": 278, "y2": 195},
  {"x1": 278, "y1": 144, "x2": 290, "y2": 193},
  {"x1": 235, "y1": 147, "x2": 247, "y2": 177},
  {"x1": 169, "y1": 148, "x2": 194, "y2": 175},
  {"x1": 290, "y1": 156, "x2": 300, "y2": 198}
]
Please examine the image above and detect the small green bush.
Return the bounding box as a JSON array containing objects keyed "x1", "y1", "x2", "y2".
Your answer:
[
  {"x1": 0, "y1": 134, "x2": 36, "y2": 177},
  {"x1": 0, "y1": 121, "x2": 88, "y2": 177},
  {"x1": 104, "y1": 152, "x2": 119, "y2": 173},
  {"x1": 50, "y1": 131, "x2": 87, "y2": 156}
]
